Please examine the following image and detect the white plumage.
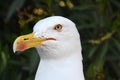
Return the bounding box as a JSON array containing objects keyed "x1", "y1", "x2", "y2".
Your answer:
[{"x1": 13, "y1": 16, "x2": 85, "y2": 80}]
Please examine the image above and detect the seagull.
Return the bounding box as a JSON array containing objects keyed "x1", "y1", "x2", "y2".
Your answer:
[{"x1": 13, "y1": 16, "x2": 85, "y2": 80}]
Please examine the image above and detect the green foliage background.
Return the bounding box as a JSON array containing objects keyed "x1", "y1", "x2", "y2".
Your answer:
[{"x1": 0, "y1": 0, "x2": 120, "y2": 80}]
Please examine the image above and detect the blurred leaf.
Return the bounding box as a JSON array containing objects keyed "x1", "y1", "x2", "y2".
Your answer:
[
  {"x1": 112, "y1": 38, "x2": 120, "y2": 52},
  {"x1": 87, "y1": 42, "x2": 108, "y2": 79},
  {"x1": 41, "y1": 0, "x2": 52, "y2": 14},
  {"x1": 73, "y1": 4, "x2": 95, "y2": 11},
  {"x1": 95, "y1": 42, "x2": 108, "y2": 69},
  {"x1": 0, "y1": 52, "x2": 7, "y2": 74},
  {"x1": 77, "y1": 23, "x2": 97, "y2": 30},
  {"x1": 28, "y1": 49, "x2": 39, "y2": 74},
  {"x1": 21, "y1": 24, "x2": 32, "y2": 34},
  {"x1": 97, "y1": 0, "x2": 107, "y2": 15},
  {"x1": 5, "y1": 0, "x2": 25, "y2": 22},
  {"x1": 66, "y1": 0, "x2": 74, "y2": 9},
  {"x1": 111, "y1": 19, "x2": 120, "y2": 31},
  {"x1": 88, "y1": 45, "x2": 99, "y2": 59},
  {"x1": 110, "y1": 0, "x2": 120, "y2": 8},
  {"x1": 89, "y1": 32, "x2": 113, "y2": 44}
]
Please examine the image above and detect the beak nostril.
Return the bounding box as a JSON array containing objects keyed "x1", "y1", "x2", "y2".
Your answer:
[{"x1": 24, "y1": 38, "x2": 29, "y2": 40}]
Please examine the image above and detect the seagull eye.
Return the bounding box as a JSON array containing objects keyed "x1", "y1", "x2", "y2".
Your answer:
[{"x1": 54, "y1": 24, "x2": 62, "y2": 31}]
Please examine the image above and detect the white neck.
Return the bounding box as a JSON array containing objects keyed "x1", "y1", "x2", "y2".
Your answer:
[{"x1": 35, "y1": 52, "x2": 85, "y2": 80}]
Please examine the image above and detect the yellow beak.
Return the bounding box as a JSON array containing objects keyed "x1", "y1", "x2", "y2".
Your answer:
[{"x1": 13, "y1": 33, "x2": 56, "y2": 53}]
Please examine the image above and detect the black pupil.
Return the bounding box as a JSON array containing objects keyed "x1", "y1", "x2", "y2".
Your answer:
[{"x1": 56, "y1": 25, "x2": 60, "y2": 29}]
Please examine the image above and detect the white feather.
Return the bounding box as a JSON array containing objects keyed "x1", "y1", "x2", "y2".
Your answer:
[{"x1": 33, "y1": 16, "x2": 84, "y2": 80}]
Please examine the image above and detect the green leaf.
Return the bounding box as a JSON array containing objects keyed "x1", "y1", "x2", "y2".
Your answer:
[
  {"x1": 88, "y1": 45, "x2": 99, "y2": 59},
  {"x1": 110, "y1": 0, "x2": 120, "y2": 8},
  {"x1": 5, "y1": 0, "x2": 25, "y2": 22},
  {"x1": 0, "y1": 51, "x2": 7, "y2": 74},
  {"x1": 112, "y1": 38, "x2": 120, "y2": 52},
  {"x1": 73, "y1": 4, "x2": 95, "y2": 11},
  {"x1": 77, "y1": 23, "x2": 97, "y2": 30},
  {"x1": 95, "y1": 42, "x2": 108, "y2": 69},
  {"x1": 29, "y1": 49, "x2": 39, "y2": 74},
  {"x1": 111, "y1": 19, "x2": 120, "y2": 31},
  {"x1": 86, "y1": 42, "x2": 108, "y2": 79}
]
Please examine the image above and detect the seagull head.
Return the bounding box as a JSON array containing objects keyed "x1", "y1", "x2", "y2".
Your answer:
[{"x1": 13, "y1": 16, "x2": 81, "y2": 59}]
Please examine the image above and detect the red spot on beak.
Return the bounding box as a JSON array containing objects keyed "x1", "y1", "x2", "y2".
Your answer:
[{"x1": 17, "y1": 41, "x2": 27, "y2": 51}]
